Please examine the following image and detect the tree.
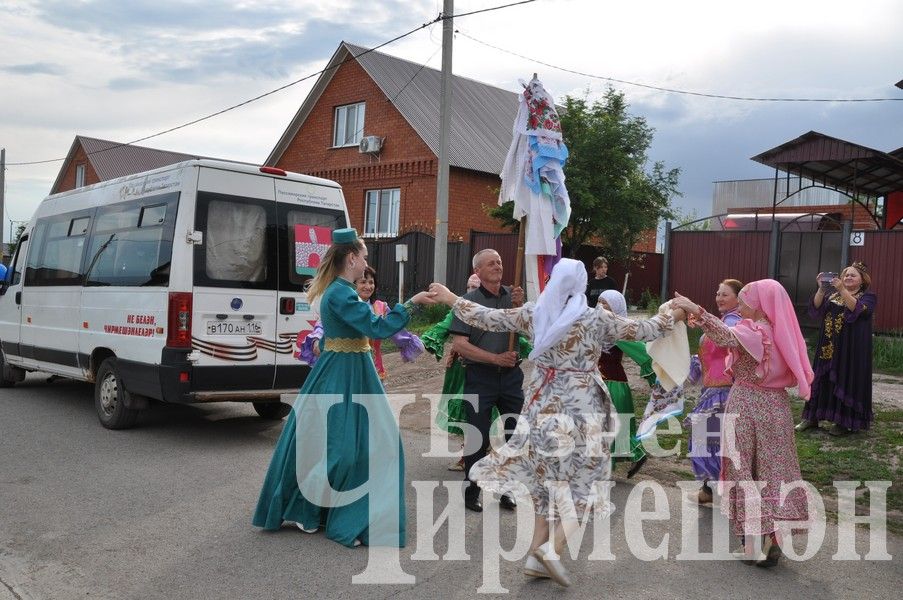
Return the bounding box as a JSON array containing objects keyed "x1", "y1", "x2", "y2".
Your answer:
[
  {"x1": 560, "y1": 88, "x2": 679, "y2": 261},
  {"x1": 676, "y1": 208, "x2": 711, "y2": 231},
  {"x1": 8, "y1": 223, "x2": 26, "y2": 258}
]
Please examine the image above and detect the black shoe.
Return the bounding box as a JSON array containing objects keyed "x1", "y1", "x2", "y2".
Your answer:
[
  {"x1": 626, "y1": 455, "x2": 648, "y2": 479},
  {"x1": 499, "y1": 494, "x2": 517, "y2": 510},
  {"x1": 465, "y1": 495, "x2": 483, "y2": 512}
]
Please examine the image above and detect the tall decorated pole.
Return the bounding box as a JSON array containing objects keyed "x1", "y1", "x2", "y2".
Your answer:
[{"x1": 498, "y1": 75, "x2": 571, "y2": 348}]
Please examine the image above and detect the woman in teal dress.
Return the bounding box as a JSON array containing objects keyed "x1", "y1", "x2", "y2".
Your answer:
[{"x1": 252, "y1": 228, "x2": 431, "y2": 548}]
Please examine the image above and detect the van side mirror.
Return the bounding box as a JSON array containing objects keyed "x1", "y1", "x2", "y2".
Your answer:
[{"x1": 0, "y1": 264, "x2": 8, "y2": 295}]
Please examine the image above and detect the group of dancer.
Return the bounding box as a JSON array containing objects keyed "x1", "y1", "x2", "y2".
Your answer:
[{"x1": 252, "y1": 227, "x2": 873, "y2": 588}]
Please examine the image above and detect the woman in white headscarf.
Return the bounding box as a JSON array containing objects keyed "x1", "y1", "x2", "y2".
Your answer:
[
  {"x1": 428, "y1": 259, "x2": 679, "y2": 588},
  {"x1": 596, "y1": 290, "x2": 657, "y2": 478}
]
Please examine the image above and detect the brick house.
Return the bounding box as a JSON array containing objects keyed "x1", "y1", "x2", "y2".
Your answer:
[
  {"x1": 51, "y1": 136, "x2": 205, "y2": 194},
  {"x1": 266, "y1": 41, "x2": 519, "y2": 242}
]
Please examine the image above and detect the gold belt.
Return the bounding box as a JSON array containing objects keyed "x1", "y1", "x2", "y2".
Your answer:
[{"x1": 323, "y1": 337, "x2": 371, "y2": 353}]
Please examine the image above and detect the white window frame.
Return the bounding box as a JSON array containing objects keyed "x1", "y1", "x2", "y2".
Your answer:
[
  {"x1": 75, "y1": 163, "x2": 86, "y2": 188},
  {"x1": 363, "y1": 188, "x2": 400, "y2": 238},
  {"x1": 333, "y1": 102, "x2": 365, "y2": 148}
]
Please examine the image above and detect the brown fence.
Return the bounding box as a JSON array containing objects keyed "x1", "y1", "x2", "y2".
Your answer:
[
  {"x1": 665, "y1": 230, "x2": 772, "y2": 313},
  {"x1": 851, "y1": 231, "x2": 903, "y2": 332},
  {"x1": 365, "y1": 232, "x2": 471, "y2": 304}
]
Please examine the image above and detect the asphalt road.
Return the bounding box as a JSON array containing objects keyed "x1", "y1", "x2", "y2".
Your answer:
[{"x1": 1, "y1": 373, "x2": 901, "y2": 599}]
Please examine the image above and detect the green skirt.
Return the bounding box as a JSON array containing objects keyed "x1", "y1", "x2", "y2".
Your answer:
[{"x1": 606, "y1": 380, "x2": 646, "y2": 463}]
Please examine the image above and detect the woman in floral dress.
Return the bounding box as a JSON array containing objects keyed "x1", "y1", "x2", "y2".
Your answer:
[
  {"x1": 671, "y1": 279, "x2": 814, "y2": 568},
  {"x1": 429, "y1": 259, "x2": 675, "y2": 587}
]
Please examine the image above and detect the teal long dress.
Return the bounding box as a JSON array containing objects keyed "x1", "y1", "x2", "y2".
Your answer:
[{"x1": 252, "y1": 277, "x2": 413, "y2": 547}]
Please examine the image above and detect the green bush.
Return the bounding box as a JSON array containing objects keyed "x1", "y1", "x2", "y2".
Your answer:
[{"x1": 638, "y1": 288, "x2": 660, "y2": 315}]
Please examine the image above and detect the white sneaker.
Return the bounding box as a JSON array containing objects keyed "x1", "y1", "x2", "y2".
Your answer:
[
  {"x1": 523, "y1": 554, "x2": 549, "y2": 578},
  {"x1": 533, "y1": 542, "x2": 571, "y2": 587},
  {"x1": 295, "y1": 522, "x2": 319, "y2": 534}
]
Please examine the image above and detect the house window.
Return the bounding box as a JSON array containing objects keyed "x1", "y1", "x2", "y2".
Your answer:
[
  {"x1": 75, "y1": 164, "x2": 86, "y2": 188},
  {"x1": 333, "y1": 102, "x2": 365, "y2": 147},
  {"x1": 364, "y1": 189, "x2": 400, "y2": 238}
]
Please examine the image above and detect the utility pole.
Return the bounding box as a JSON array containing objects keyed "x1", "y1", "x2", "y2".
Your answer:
[{"x1": 432, "y1": 0, "x2": 453, "y2": 285}]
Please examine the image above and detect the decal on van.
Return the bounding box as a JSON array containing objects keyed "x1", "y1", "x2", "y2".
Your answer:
[
  {"x1": 191, "y1": 333, "x2": 297, "y2": 361},
  {"x1": 294, "y1": 225, "x2": 332, "y2": 276}
]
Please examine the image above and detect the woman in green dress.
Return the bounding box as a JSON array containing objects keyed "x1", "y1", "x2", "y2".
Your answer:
[
  {"x1": 252, "y1": 228, "x2": 431, "y2": 548},
  {"x1": 596, "y1": 290, "x2": 656, "y2": 478}
]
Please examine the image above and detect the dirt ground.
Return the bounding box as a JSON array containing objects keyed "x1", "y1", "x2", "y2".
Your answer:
[{"x1": 383, "y1": 346, "x2": 903, "y2": 487}]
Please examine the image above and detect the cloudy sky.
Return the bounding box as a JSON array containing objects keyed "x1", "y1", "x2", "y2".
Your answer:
[{"x1": 2, "y1": 0, "x2": 901, "y2": 241}]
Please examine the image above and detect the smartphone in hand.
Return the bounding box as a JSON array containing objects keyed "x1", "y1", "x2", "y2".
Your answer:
[{"x1": 819, "y1": 272, "x2": 838, "y2": 291}]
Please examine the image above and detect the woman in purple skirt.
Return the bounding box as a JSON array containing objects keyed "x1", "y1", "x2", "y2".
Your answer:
[
  {"x1": 797, "y1": 262, "x2": 876, "y2": 436},
  {"x1": 672, "y1": 280, "x2": 814, "y2": 568},
  {"x1": 683, "y1": 278, "x2": 742, "y2": 505}
]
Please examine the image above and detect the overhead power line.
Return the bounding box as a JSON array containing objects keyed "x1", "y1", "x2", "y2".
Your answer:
[
  {"x1": 7, "y1": 0, "x2": 538, "y2": 167},
  {"x1": 456, "y1": 29, "x2": 903, "y2": 103}
]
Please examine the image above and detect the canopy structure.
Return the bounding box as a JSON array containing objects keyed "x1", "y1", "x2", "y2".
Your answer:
[{"x1": 751, "y1": 131, "x2": 903, "y2": 229}]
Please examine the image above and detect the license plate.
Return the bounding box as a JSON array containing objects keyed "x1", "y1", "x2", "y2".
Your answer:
[{"x1": 206, "y1": 320, "x2": 262, "y2": 335}]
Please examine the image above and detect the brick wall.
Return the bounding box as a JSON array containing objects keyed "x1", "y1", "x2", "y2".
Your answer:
[
  {"x1": 273, "y1": 57, "x2": 508, "y2": 238},
  {"x1": 54, "y1": 144, "x2": 100, "y2": 193}
]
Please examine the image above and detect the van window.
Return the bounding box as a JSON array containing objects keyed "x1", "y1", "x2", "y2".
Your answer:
[
  {"x1": 84, "y1": 193, "x2": 178, "y2": 287},
  {"x1": 25, "y1": 212, "x2": 93, "y2": 286},
  {"x1": 194, "y1": 192, "x2": 277, "y2": 290},
  {"x1": 279, "y1": 205, "x2": 346, "y2": 291}
]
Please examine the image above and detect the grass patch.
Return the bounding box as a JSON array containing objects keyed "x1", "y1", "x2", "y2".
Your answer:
[
  {"x1": 634, "y1": 394, "x2": 902, "y2": 533},
  {"x1": 874, "y1": 334, "x2": 903, "y2": 376}
]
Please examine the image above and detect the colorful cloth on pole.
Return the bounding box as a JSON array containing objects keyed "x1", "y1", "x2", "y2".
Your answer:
[{"x1": 499, "y1": 76, "x2": 571, "y2": 259}]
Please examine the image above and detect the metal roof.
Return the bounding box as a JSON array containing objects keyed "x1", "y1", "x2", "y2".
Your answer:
[
  {"x1": 267, "y1": 41, "x2": 520, "y2": 175},
  {"x1": 751, "y1": 131, "x2": 903, "y2": 197},
  {"x1": 51, "y1": 136, "x2": 207, "y2": 193}
]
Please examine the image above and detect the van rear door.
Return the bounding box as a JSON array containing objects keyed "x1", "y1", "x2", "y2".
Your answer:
[
  {"x1": 191, "y1": 169, "x2": 278, "y2": 391},
  {"x1": 274, "y1": 180, "x2": 348, "y2": 389}
]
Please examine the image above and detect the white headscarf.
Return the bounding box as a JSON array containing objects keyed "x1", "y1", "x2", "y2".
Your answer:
[
  {"x1": 529, "y1": 258, "x2": 589, "y2": 360},
  {"x1": 599, "y1": 289, "x2": 627, "y2": 316}
]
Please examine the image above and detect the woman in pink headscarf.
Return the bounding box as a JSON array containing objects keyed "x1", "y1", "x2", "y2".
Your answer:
[{"x1": 672, "y1": 279, "x2": 814, "y2": 568}]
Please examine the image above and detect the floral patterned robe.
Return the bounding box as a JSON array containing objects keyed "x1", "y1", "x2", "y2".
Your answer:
[{"x1": 451, "y1": 298, "x2": 672, "y2": 522}]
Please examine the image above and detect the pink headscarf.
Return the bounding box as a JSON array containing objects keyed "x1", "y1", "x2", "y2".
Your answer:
[{"x1": 738, "y1": 279, "x2": 814, "y2": 399}]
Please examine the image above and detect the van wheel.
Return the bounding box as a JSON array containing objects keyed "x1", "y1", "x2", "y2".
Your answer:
[
  {"x1": 253, "y1": 402, "x2": 291, "y2": 420},
  {"x1": 0, "y1": 352, "x2": 19, "y2": 387},
  {"x1": 95, "y1": 358, "x2": 140, "y2": 429}
]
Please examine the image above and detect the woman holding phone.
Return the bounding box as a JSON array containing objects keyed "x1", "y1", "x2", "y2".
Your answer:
[{"x1": 797, "y1": 263, "x2": 877, "y2": 436}]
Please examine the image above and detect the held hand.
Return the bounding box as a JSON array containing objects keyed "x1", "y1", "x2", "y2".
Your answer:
[
  {"x1": 409, "y1": 290, "x2": 435, "y2": 305},
  {"x1": 816, "y1": 272, "x2": 826, "y2": 289},
  {"x1": 832, "y1": 277, "x2": 844, "y2": 293},
  {"x1": 510, "y1": 286, "x2": 525, "y2": 307},
  {"x1": 671, "y1": 307, "x2": 688, "y2": 323},
  {"x1": 671, "y1": 293, "x2": 700, "y2": 316},
  {"x1": 496, "y1": 351, "x2": 518, "y2": 368},
  {"x1": 312, "y1": 344, "x2": 321, "y2": 357},
  {"x1": 427, "y1": 283, "x2": 458, "y2": 306}
]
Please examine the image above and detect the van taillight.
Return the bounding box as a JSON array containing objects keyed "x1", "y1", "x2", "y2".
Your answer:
[{"x1": 167, "y1": 292, "x2": 193, "y2": 348}]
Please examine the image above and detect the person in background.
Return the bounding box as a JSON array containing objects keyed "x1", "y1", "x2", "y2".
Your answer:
[
  {"x1": 671, "y1": 280, "x2": 813, "y2": 568},
  {"x1": 299, "y1": 266, "x2": 424, "y2": 378},
  {"x1": 683, "y1": 278, "x2": 743, "y2": 504},
  {"x1": 596, "y1": 289, "x2": 656, "y2": 479},
  {"x1": 798, "y1": 262, "x2": 876, "y2": 436},
  {"x1": 585, "y1": 256, "x2": 617, "y2": 308}
]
